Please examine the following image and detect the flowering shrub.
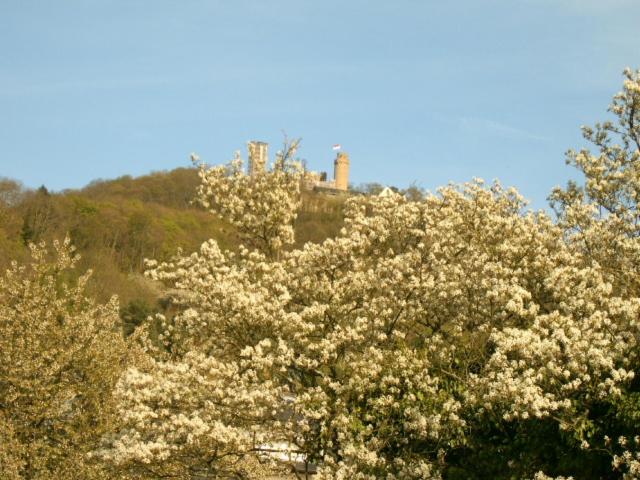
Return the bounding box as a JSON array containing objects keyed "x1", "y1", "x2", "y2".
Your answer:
[{"x1": 96, "y1": 69, "x2": 640, "y2": 479}]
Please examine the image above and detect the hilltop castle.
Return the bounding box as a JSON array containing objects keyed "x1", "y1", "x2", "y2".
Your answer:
[{"x1": 247, "y1": 140, "x2": 350, "y2": 192}]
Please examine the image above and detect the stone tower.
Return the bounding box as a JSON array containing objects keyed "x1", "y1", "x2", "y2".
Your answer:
[
  {"x1": 333, "y1": 151, "x2": 349, "y2": 191},
  {"x1": 248, "y1": 141, "x2": 268, "y2": 176}
]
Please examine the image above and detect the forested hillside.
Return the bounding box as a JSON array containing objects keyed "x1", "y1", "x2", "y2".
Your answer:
[{"x1": 0, "y1": 168, "x2": 346, "y2": 333}]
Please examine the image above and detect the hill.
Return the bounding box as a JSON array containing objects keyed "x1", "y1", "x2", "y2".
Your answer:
[{"x1": 0, "y1": 168, "x2": 347, "y2": 332}]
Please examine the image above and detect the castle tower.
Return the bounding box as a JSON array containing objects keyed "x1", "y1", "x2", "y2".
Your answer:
[
  {"x1": 333, "y1": 151, "x2": 349, "y2": 191},
  {"x1": 248, "y1": 141, "x2": 268, "y2": 176}
]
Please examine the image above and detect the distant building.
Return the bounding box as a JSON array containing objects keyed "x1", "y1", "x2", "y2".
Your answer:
[
  {"x1": 247, "y1": 141, "x2": 268, "y2": 176},
  {"x1": 304, "y1": 151, "x2": 351, "y2": 194},
  {"x1": 246, "y1": 140, "x2": 351, "y2": 193},
  {"x1": 333, "y1": 152, "x2": 349, "y2": 191},
  {"x1": 378, "y1": 186, "x2": 397, "y2": 197}
]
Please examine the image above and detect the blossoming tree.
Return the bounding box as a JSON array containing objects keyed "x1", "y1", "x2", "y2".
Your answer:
[
  {"x1": 0, "y1": 239, "x2": 132, "y2": 479},
  {"x1": 101, "y1": 70, "x2": 640, "y2": 479},
  {"x1": 192, "y1": 138, "x2": 304, "y2": 257}
]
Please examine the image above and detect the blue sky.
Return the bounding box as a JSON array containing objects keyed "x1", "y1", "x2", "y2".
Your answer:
[{"x1": 1, "y1": 0, "x2": 639, "y2": 209}]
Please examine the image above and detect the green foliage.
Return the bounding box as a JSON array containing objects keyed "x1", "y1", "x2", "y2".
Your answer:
[
  {"x1": 120, "y1": 298, "x2": 156, "y2": 337},
  {"x1": 447, "y1": 418, "x2": 613, "y2": 479},
  {"x1": 294, "y1": 190, "x2": 345, "y2": 246},
  {"x1": 352, "y1": 182, "x2": 385, "y2": 195}
]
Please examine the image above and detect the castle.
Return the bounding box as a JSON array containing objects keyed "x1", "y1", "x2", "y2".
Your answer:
[
  {"x1": 247, "y1": 141, "x2": 268, "y2": 177},
  {"x1": 247, "y1": 140, "x2": 350, "y2": 192}
]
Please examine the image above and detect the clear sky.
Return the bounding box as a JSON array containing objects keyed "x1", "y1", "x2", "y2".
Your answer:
[{"x1": 1, "y1": 0, "x2": 639, "y2": 209}]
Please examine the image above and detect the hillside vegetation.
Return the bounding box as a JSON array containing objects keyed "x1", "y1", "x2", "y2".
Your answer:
[{"x1": 0, "y1": 168, "x2": 346, "y2": 329}]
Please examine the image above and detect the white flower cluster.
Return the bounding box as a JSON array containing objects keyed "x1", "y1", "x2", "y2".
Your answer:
[
  {"x1": 192, "y1": 148, "x2": 304, "y2": 256},
  {"x1": 613, "y1": 436, "x2": 640, "y2": 479},
  {"x1": 472, "y1": 266, "x2": 639, "y2": 422},
  {"x1": 95, "y1": 349, "x2": 291, "y2": 477}
]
